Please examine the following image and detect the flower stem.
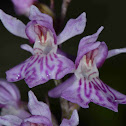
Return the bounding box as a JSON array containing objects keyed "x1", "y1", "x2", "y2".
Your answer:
[{"x1": 61, "y1": 0, "x2": 72, "y2": 21}]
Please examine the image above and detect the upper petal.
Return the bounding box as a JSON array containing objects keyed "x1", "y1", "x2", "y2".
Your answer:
[
  {"x1": 78, "y1": 26, "x2": 103, "y2": 50},
  {"x1": 94, "y1": 42, "x2": 108, "y2": 68},
  {"x1": 29, "y1": 5, "x2": 53, "y2": 25},
  {"x1": 28, "y1": 91, "x2": 51, "y2": 121},
  {"x1": 75, "y1": 26, "x2": 105, "y2": 67},
  {"x1": 0, "y1": 10, "x2": 27, "y2": 39},
  {"x1": 57, "y1": 12, "x2": 86, "y2": 45},
  {"x1": 26, "y1": 20, "x2": 56, "y2": 44},
  {"x1": 60, "y1": 110, "x2": 79, "y2": 126},
  {"x1": 26, "y1": 5, "x2": 57, "y2": 44},
  {"x1": 75, "y1": 42, "x2": 101, "y2": 67},
  {"x1": 6, "y1": 53, "x2": 75, "y2": 88}
]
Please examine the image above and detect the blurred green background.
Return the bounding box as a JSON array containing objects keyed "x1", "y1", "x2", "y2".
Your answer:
[{"x1": 0, "y1": 0, "x2": 126, "y2": 126}]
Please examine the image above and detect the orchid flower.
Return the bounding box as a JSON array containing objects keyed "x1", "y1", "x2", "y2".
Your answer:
[
  {"x1": 0, "y1": 5, "x2": 86, "y2": 88},
  {"x1": 0, "y1": 79, "x2": 30, "y2": 119},
  {"x1": 49, "y1": 26, "x2": 126, "y2": 112},
  {"x1": 0, "y1": 91, "x2": 79, "y2": 126},
  {"x1": 11, "y1": 0, "x2": 38, "y2": 16}
]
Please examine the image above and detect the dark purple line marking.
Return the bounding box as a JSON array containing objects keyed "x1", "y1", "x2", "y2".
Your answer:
[
  {"x1": 91, "y1": 81, "x2": 104, "y2": 101},
  {"x1": 45, "y1": 56, "x2": 55, "y2": 70},
  {"x1": 40, "y1": 57, "x2": 44, "y2": 72},
  {"x1": 77, "y1": 79, "x2": 84, "y2": 103},
  {"x1": 84, "y1": 79, "x2": 92, "y2": 98},
  {"x1": 88, "y1": 72, "x2": 97, "y2": 80}
]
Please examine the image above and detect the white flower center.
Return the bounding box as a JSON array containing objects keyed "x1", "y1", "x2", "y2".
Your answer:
[
  {"x1": 75, "y1": 50, "x2": 99, "y2": 80},
  {"x1": 33, "y1": 25, "x2": 57, "y2": 55}
]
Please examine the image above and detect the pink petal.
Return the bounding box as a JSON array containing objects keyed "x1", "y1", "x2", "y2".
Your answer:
[
  {"x1": 26, "y1": 20, "x2": 56, "y2": 44},
  {"x1": 75, "y1": 26, "x2": 107, "y2": 67},
  {"x1": 78, "y1": 26, "x2": 103, "y2": 50},
  {"x1": 60, "y1": 110, "x2": 79, "y2": 126},
  {"x1": 57, "y1": 12, "x2": 86, "y2": 45},
  {"x1": 29, "y1": 5, "x2": 53, "y2": 25},
  {"x1": 75, "y1": 42, "x2": 101, "y2": 67},
  {"x1": 61, "y1": 76, "x2": 126, "y2": 112},
  {"x1": 107, "y1": 48, "x2": 126, "y2": 59},
  {"x1": 0, "y1": 9, "x2": 27, "y2": 39},
  {"x1": 28, "y1": 91, "x2": 51, "y2": 121},
  {"x1": 6, "y1": 53, "x2": 75, "y2": 88},
  {"x1": 95, "y1": 42, "x2": 108, "y2": 68},
  {"x1": 26, "y1": 5, "x2": 57, "y2": 44}
]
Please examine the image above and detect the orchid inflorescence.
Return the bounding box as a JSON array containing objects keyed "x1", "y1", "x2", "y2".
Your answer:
[{"x1": 0, "y1": 0, "x2": 126, "y2": 126}]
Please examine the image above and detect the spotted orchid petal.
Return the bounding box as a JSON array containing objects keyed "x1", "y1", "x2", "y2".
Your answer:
[
  {"x1": 61, "y1": 76, "x2": 126, "y2": 112},
  {"x1": 107, "y1": 48, "x2": 126, "y2": 59},
  {"x1": 57, "y1": 12, "x2": 86, "y2": 45},
  {"x1": 75, "y1": 27, "x2": 108, "y2": 68},
  {"x1": 94, "y1": 42, "x2": 108, "y2": 68},
  {"x1": 78, "y1": 26, "x2": 104, "y2": 49},
  {"x1": 0, "y1": 10, "x2": 27, "y2": 39},
  {"x1": 50, "y1": 52, "x2": 126, "y2": 112},
  {"x1": 60, "y1": 110, "x2": 79, "y2": 126},
  {"x1": 6, "y1": 53, "x2": 74, "y2": 88},
  {"x1": 0, "y1": 79, "x2": 20, "y2": 106},
  {"x1": 20, "y1": 91, "x2": 53, "y2": 126},
  {"x1": 26, "y1": 5, "x2": 57, "y2": 44},
  {"x1": 11, "y1": 0, "x2": 37, "y2": 15},
  {"x1": 29, "y1": 5, "x2": 53, "y2": 25},
  {"x1": 28, "y1": 91, "x2": 51, "y2": 120},
  {"x1": 60, "y1": 55, "x2": 126, "y2": 112},
  {"x1": 0, "y1": 115, "x2": 22, "y2": 126}
]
